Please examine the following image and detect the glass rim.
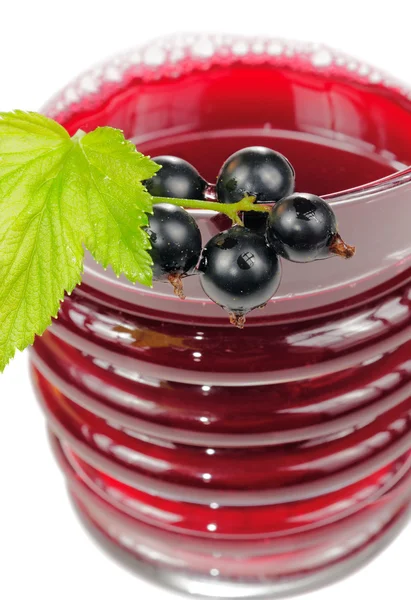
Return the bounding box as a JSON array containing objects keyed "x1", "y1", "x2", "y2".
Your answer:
[{"x1": 325, "y1": 165, "x2": 411, "y2": 205}]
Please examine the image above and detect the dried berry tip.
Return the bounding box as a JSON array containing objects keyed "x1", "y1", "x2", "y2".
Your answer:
[
  {"x1": 229, "y1": 313, "x2": 246, "y2": 329},
  {"x1": 329, "y1": 233, "x2": 356, "y2": 259},
  {"x1": 168, "y1": 274, "x2": 186, "y2": 299}
]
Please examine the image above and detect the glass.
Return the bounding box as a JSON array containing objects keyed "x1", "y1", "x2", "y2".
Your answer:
[{"x1": 31, "y1": 35, "x2": 411, "y2": 598}]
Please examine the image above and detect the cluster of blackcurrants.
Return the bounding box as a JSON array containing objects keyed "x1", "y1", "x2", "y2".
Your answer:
[{"x1": 144, "y1": 147, "x2": 355, "y2": 327}]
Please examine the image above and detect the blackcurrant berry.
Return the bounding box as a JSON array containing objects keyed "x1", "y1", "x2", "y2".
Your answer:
[
  {"x1": 216, "y1": 146, "x2": 295, "y2": 205},
  {"x1": 145, "y1": 156, "x2": 206, "y2": 200},
  {"x1": 266, "y1": 193, "x2": 355, "y2": 262},
  {"x1": 199, "y1": 227, "x2": 281, "y2": 328},
  {"x1": 146, "y1": 203, "x2": 202, "y2": 298}
]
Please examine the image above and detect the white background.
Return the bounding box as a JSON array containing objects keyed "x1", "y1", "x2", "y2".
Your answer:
[{"x1": 0, "y1": 1, "x2": 410, "y2": 599}]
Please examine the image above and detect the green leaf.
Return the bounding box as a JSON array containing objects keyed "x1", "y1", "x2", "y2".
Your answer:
[{"x1": 0, "y1": 111, "x2": 159, "y2": 371}]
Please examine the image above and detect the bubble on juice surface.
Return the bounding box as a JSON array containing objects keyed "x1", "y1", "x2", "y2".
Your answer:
[{"x1": 311, "y1": 49, "x2": 333, "y2": 67}]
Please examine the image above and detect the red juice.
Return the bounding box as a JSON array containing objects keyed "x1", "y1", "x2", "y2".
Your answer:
[{"x1": 31, "y1": 36, "x2": 411, "y2": 597}]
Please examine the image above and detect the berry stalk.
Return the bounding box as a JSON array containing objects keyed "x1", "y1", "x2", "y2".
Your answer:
[
  {"x1": 151, "y1": 195, "x2": 271, "y2": 226},
  {"x1": 329, "y1": 233, "x2": 356, "y2": 259}
]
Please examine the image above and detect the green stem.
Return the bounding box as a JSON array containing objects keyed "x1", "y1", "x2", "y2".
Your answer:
[{"x1": 151, "y1": 195, "x2": 271, "y2": 226}]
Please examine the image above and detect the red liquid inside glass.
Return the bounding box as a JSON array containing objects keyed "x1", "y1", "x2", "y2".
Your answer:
[{"x1": 32, "y1": 40, "x2": 411, "y2": 596}]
